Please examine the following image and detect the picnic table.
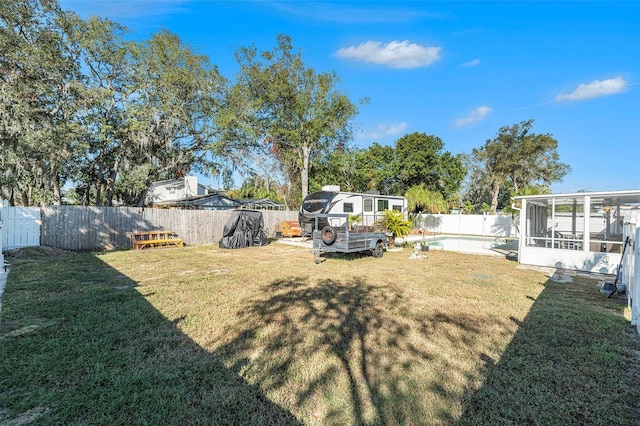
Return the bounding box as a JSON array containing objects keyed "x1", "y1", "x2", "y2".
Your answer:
[{"x1": 127, "y1": 230, "x2": 184, "y2": 250}]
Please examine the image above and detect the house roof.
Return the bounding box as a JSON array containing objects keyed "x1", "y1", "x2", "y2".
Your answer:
[
  {"x1": 153, "y1": 192, "x2": 242, "y2": 208},
  {"x1": 241, "y1": 198, "x2": 286, "y2": 210}
]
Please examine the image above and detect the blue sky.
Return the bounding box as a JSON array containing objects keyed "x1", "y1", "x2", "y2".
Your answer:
[{"x1": 59, "y1": 0, "x2": 640, "y2": 194}]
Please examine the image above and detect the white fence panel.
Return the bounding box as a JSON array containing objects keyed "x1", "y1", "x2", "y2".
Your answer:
[
  {"x1": 1, "y1": 201, "x2": 41, "y2": 250},
  {"x1": 1, "y1": 201, "x2": 5, "y2": 268},
  {"x1": 419, "y1": 213, "x2": 518, "y2": 237}
]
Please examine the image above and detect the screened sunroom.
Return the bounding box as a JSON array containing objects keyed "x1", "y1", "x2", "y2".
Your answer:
[{"x1": 514, "y1": 190, "x2": 640, "y2": 274}]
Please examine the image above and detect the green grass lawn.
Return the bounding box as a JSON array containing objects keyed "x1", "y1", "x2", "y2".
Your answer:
[{"x1": 1, "y1": 244, "x2": 639, "y2": 425}]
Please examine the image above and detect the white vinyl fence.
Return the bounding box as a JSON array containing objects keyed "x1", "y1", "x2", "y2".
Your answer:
[
  {"x1": 0, "y1": 201, "x2": 3, "y2": 269},
  {"x1": 1, "y1": 200, "x2": 41, "y2": 250},
  {"x1": 418, "y1": 213, "x2": 518, "y2": 237}
]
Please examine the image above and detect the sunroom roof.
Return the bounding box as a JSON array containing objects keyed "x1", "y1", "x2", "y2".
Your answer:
[{"x1": 513, "y1": 189, "x2": 640, "y2": 207}]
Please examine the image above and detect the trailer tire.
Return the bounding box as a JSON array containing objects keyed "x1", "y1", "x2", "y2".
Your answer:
[
  {"x1": 321, "y1": 226, "x2": 337, "y2": 245},
  {"x1": 372, "y1": 242, "x2": 384, "y2": 258}
]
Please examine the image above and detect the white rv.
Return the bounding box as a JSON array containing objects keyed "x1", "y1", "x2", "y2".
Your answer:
[{"x1": 298, "y1": 186, "x2": 408, "y2": 236}]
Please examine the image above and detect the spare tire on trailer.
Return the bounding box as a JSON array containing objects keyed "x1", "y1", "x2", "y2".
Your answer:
[{"x1": 321, "y1": 226, "x2": 337, "y2": 245}]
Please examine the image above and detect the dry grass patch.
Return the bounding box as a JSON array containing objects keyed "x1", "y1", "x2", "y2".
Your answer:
[{"x1": 1, "y1": 244, "x2": 638, "y2": 425}]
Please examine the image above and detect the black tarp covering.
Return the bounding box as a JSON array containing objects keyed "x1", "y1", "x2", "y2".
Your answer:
[{"x1": 219, "y1": 210, "x2": 269, "y2": 249}]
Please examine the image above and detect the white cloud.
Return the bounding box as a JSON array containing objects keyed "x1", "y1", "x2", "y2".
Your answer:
[
  {"x1": 336, "y1": 40, "x2": 441, "y2": 69},
  {"x1": 453, "y1": 106, "x2": 492, "y2": 127},
  {"x1": 461, "y1": 58, "x2": 480, "y2": 67},
  {"x1": 556, "y1": 77, "x2": 628, "y2": 101},
  {"x1": 382, "y1": 122, "x2": 409, "y2": 136},
  {"x1": 359, "y1": 122, "x2": 409, "y2": 140}
]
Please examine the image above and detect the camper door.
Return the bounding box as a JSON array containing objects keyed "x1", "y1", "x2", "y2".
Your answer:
[{"x1": 362, "y1": 196, "x2": 375, "y2": 228}]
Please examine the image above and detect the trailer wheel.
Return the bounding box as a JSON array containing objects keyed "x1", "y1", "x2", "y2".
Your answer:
[
  {"x1": 372, "y1": 242, "x2": 384, "y2": 258},
  {"x1": 321, "y1": 226, "x2": 337, "y2": 245}
]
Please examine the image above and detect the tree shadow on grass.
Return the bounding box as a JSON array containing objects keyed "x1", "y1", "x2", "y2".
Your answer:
[
  {"x1": 456, "y1": 276, "x2": 640, "y2": 425},
  {"x1": 0, "y1": 248, "x2": 301, "y2": 425},
  {"x1": 8, "y1": 248, "x2": 632, "y2": 425},
  {"x1": 5, "y1": 249, "x2": 489, "y2": 425},
  {"x1": 217, "y1": 276, "x2": 494, "y2": 425}
]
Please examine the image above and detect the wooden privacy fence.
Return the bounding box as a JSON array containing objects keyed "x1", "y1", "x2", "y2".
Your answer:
[{"x1": 41, "y1": 206, "x2": 298, "y2": 251}]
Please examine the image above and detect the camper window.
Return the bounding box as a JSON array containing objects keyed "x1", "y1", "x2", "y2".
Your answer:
[
  {"x1": 343, "y1": 203, "x2": 354, "y2": 213},
  {"x1": 364, "y1": 199, "x2": 373, "y2": 212},
  {"x1": 392, "y1": 205, "x2": 402, "y2": 212},
  {"x1": 378, "y1": 200, "x2": 389, "y2": 211}
]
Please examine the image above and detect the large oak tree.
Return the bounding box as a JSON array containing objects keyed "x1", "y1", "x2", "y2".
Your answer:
[
  {"x1": 1, "y1": 0, "x2": 226, "y2": 206},
  {"x1": 0, "y1": 0, "x2": 83, "y2": 205}
]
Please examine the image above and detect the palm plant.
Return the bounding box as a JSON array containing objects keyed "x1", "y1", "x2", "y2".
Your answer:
[
  {"x1": 348, "y1": 214, "x2": 361, "y2": 231},
  {"x1": 377, "y1": 209, "x2": 411, "y2": 247},
  {"x1": 405, "y1": 184, "x2": 448, "y2": 213}
]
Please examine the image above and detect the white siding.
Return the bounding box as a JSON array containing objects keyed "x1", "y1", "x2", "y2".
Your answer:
[{"x1": 145, "y1": 176, "x2": 203, "y2": 204}]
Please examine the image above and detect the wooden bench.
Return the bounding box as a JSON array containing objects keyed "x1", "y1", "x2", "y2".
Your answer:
[{"x1": 127, "y1": 231, "x2": 184, "y2": 250}]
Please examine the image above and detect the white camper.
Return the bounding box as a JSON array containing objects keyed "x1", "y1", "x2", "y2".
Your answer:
[{"x1": 298, "y1": 185, "x2": 408, "y2": 236}]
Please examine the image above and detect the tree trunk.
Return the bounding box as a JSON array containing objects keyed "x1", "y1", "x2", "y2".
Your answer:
[
  {"x1": 2, "y1": 186, "x2": 15, "y2": 206},
  {"x1": 52, "y1": 174, "x2": 62, "y2": 205},
  {"x1": 137, "y1": 188, "x2": 149, "y2": 207},
  {"x1": 95, "y1": 178, "x2": 102, "y2": 206},
  {"x1": 83, "y1": 186, "x2": 91, "y2": 206},
  {"x1": 21, "y1": 187, "x2": 29, "y2": 207},
  {"x1": 96, "y1": 151, "x2": 104, "y2": 206},
  {"x1": 490, "y1": 181, "x2": 501, "y2": 213},
  {"x1": 104, "y1": 157, "x2": 120, "y2": 207},
  {"x1": 301, "y1": 144, "x2": 310, "y2": 200},
  {"x1": 99, "y1": 183, "x2": 106, "y2": 205}
]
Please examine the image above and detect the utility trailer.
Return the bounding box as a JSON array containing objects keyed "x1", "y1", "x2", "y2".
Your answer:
[{"x1": 312, "y1": 214, "x2": 389, "y2": 264}]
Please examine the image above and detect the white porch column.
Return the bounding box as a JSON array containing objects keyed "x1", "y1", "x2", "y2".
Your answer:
[
  {"x1": 518, "y1": 198, "x2": 527, "y2": 259},
  {"x1": 634, "y1": 227, "x2": 640, "y2": 330},
  {"x1": 583, "y1": 195, "x2": 590, "y2": 252}
]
